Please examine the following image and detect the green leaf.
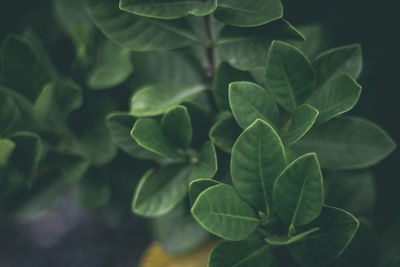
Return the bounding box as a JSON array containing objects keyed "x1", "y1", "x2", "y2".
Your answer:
[
  {"x1": 273, "y1": 153, "x2": 323, "y2": 227},
  {"x1": 313, "y1": 44, "x2": 362, "y2": 84},
  {"x1": 152, "y1": 202, "x2": 209, "y2": 254},
  {"x1": 8, "y1": 132, "x2": 42, "y2": 184},
  {"x1": 0, "y1": 84, "x2": 35, "y2": 130},
  {"x1": 293, "y1": 116, "x2": 396, "y2": 169},
  {"x1": 131, "y1": 49, "x2": 205, "y2": 86},
  {"x1": 0, "y1": 139, "x2": 15, "y2": 167},
  {"x1": 87, "y1": 40, "x2": 133, "y2": 89},
  {"x1": 264, "y1": 40, "x2": 316, "y2": 112},
  {"x1": 73, "y1": 177, "x2": 111, "y2": 210},
  {"x1": 264, "y1": 227, "x2": 319, "y2": 246},
  {"x1": 209, "y1": 113, "x2": 241, "y2": 153},
  {"x1": 191, "y1": 184, "x2": 259, "y2": 241},
  {"x1": 231, "y1": 119, "x2": 286, "y2": 214},
  {"x1": 119, "y1": 0, "x2": 217, "y2": 19},
  {"x1": 188, "y1": 141, "x2": 218, "y2": 182},
  {"x1": 326, "y1": 170, "x2": 375, "y2": 215},
  {"x1": 307, "y1": 74, "x2": 361, "y2": 123},
  {"x1": 132, "y1": 142, "x2": 216, "y2": 217},
  {"x1": 209, "y1": 239, "x2": 275, "y2": 267},
  {"x1": 182, "y1": 102, "x2": 213, "y2": 150},
  {"x1": 229, "y1": 81, "x2": 279, "y2": 130},
  {"x1": 282, "y1": 104, "x2": 319, "y2": 147},
  {"x1": 217, "y1": 19, "x2": 305, "y2": 70},
  {"x1": 290, "y1": 24, "x2": 326, "y2": 59},
  {"x1": 189, "y1": 178, "x2": 221, "y2": 205},
  {"x1": 289, "y1": 206, "x2": 359, "y2": 267},
  {"x1": 1, "y1": 34, "x2": 51, "y2": 100},
  {"x1": 214, "y1": 0, "x2": 283, "y2": 27},
  {"x1": 84, "y1": 0, "x2": 198, "y2": 51},
  {"x1": 213, "y1": 62, "x2": 254, "y2": 110},
  {"x1": 106, "y1": 112, "x2": 161, "y2": 160},
  {"x1": 132, "y1": 166, "x2": 191, "y2": 217},
  {"x1": 131, "y1": 118, "x2": 181, "y2": 159},
  {"x1": 161, "y1": 105, "x2": 192, "y2": 150},
  {"x1": 0, "y1": 90, "x2": 21, "y2": 134},
  {"x1": 130, "y1": 83, "x2": 206, "y2": 117},
  {"x1": 34, "y1": 78, "x2": 83, "y2": 125}
]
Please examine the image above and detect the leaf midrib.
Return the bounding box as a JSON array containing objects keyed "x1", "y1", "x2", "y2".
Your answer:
[
  {"x1": 209, "y1": 212, "x2": 259, "y2": 222},
  {"x1": 232, "y1": 245, "x2": 269, "y2": 267}
]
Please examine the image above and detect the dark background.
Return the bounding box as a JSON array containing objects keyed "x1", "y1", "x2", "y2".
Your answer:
[{"x1": 0, "y1": 0, "x2": 399, "y2": 266}]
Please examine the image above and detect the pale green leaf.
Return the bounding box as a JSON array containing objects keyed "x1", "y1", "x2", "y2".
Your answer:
[
  {"x1": 130, "y1": 83, "x2": 206, "y2": 117},
  {"x1": 0, "y1": 139, "x2": 15, "y2": 167}
]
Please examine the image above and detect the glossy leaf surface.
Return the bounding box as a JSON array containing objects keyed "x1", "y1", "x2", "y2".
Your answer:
[
  {"x1": 264, "y1": 40, "x2": 316, "y2": 112},
  {"x1": 229, "y1": 81, "x2": 279, "y2": 130},
  {"x1": 231, "y1": 119, "x2": 286, "y2": 214},
  {"x1": 191, "y1": 184, "x2": 259, "y2": 241},
  {"x1": 273, "y1": 153, "x2": 323, "y2": 227},
  {"x1": 293, "y1": 117, "x2": 396, "y2": 169},
  {"x1": 161, "y1": 105, "x2": 192, "y2": 150},
  {"x1": 130, "y1": 83, "x2": 206, "y2": 117}
]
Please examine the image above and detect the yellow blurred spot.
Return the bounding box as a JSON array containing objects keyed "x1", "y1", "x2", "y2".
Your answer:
[{"x1": 139, "y1": 240, "x2": 218, "y2": 267}]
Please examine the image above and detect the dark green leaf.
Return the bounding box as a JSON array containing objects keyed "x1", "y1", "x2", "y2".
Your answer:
[
  {"x1": 290, "y1": 24, "x2": 326, "y2": 58},
  {"x1": 313, "y1": 44, "x2": 362, "y2": 84},
  {"x1": 152, "y1": 202, "x2": 209, "y2": 254},
  {"x1": 326, "y1": 170, "x2": 375, "y2": 215},
  {"x1": 209, "y1": 113, "x2": 241, "y2": 153},
  {"x1": 132, "y1": 142, "x2": 216, "y2": 216},
  {"x1": 308, "y1": 74, "x2": 361, "y2": 123},
  {"x1": 289, "y1": 206, "x2": 359, "y2": 267},
  {"x1": 282, "y1": 104, "x2": 319, "y2": 147},
  {"x1": 132, "y1": 165, "x2": 192, "y2": 217},
  {"x1": 217, "y1": 19, "x2": 305, "y2": 70},
  {"x1": 1, "y1": 34, "x2": 51, "y2": 100},
  {"x1": 34, "y1": 78, "x2": 83, "y2": 124},
  {"x1": 191, "y1": 184, "x2": 259, "y2": 241},
  {"x1": 106, "y1": 112, "x2": 161, "y2": 160},
  {"x1": 264, "y1": 227, "x2": 319, "y2": 246},
  {"x1": 88, "y1": 40, "x2": 133, "y2": 89},
  {"x1": 265, "y1": 40, "x2": 316, "y2": 112},
  {"x1": 84, "y1": 0, "x2": 199, "y2": 51},
  {"x1": 213, "y1": 62, "x2": 254, "y2": 110},
  {"x1": 273, "y1": 153, "x2": 323, "y2": 227},
  {"x1": 119, "y1": 0, "x2": 217, "y2": 19},
  {"x1": 131, "y1": 118, "x2": 181, "y2": 159},
  {"x1": 130, "y1": 83, "x2": 206, "y2": 117},
  {"x1": 8, "y1": 132, "x2": 41, "y2": 184},
  {"x1": 293, "y1": 116, "x2": 396, "y2": 169},
  {"x1": 231, "y1": 119, "x2": 286, "y2": 214},
  {"x1": 0, "y1": 90, "x2": 21, "y2": 134},
  {"x1": 0, "y1": 139, "x2": 15, "y2": 167},
  {"x1": 189, "y1": 178, "x2": 221, "y2": 205},
  {"x1": 214, "y1": 0, "x2": 283, "y2": 27},
  {"x1": 161, "y1": 105, "x2": 192, "y2": 150},
  {"x1": 209, "y1": 239, "x2": 275, "y2": 267},
  {"x1": 229, "y1": 81, "x2": 279, "y2": 129}
]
